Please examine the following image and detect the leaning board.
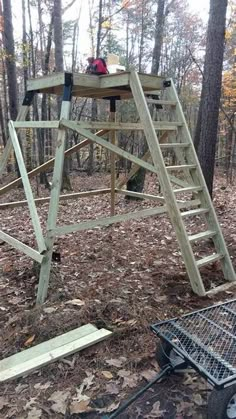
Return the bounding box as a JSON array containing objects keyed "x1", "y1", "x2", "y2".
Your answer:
[{"x1": 0, "y1": 324, "x2": 112, "y2": 382}]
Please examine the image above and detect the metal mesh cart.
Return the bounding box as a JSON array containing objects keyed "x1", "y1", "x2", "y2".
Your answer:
[{"x1": 151, "y1": 299, "x2": 236, "y2": 419}]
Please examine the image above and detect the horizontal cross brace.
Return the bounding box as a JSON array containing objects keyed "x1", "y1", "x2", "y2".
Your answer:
[
  {"x1": 53, "y1": 199, "x2": 200, "y2": 236},
  {"x1": 0, "y1": 189, "x2": 111, "y2": 209}
]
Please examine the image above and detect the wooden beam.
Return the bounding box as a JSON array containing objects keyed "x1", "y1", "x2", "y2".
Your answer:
[
  {"x1": 116, "y1": 189, "x2": 165, "y2": 202},
  {"x1": 0, "y1": 189, "x2": 111, "y2": 209},
  {"x1": 0, "y1": 324, "x2": 112, "y2": 382},
  {"x1": 13, "y1": 121, "x2": 59, "y2": 129},
  {"x1": 0, "y1": 129, "x2": 109, "y2": 197},
  {"x1": 27, "y1": 72, "x2": 65, "y2": 92},
  {"x1": 37, "y1": 99, "x2": 71, "y2": 304},
  {"x1": 72, "y1": 121, "x2": 180, "y2": 131},
  {"x1": 0, "y1": 230, "x2": 43, "y2": 263},
  {"x1": 54, "y1": 199, "x2": 200, "y2": 236},
  {"x1": 60, "y1": 120, "x2": 158, "y2": 174},
  {"x1": 8, "y1": 122, "x2": 46, "y2": 254}
]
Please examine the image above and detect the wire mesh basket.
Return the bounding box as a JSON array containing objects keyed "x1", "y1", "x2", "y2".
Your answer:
[{"x1": 151, "y1": 299, "x2": 236, "y2": 389}]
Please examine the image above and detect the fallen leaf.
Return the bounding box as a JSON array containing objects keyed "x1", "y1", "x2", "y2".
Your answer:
[
  {"x1": 24, "y1": 335, "x2": 36, "y2": 347},
  {"x1": 117, "y1": 369, "x2": 131, "y2": 378},
  {"x1": 43, "y1": 307, "x2": 57, "y2": 314},
  {"x1": 27, "y1": 407, "x2": 42, "y2": 418},
  {"x1": 147, "y1": 401, "x2": 166, "y2": 418},
  {"x1": 24, "y1": 398, "x2": 37, "y2": 410},
  {"x1": 105, "y1": 357, "x2": 127, "y2": 368},
  {"x1": 141, "y1": 369, "x2": 157, "y2": 381},
  {"x1": 105, "y1": 382, "x2": 120, "y2": 395},
  {"x1": 70, "y1": 400, "x2": 93, "y2": 414},
  {"x1": 65, "y1": 299, "x2": 85, "y2": 306},
  {"x1": 176, "y1": 401, "x2": 195, "y2": 414},
  {"x1": 49, "y1": 390, "x2": 70, "y2": 414},
  {"x1": 102, "y1": 371, "x2": 113, "y2": 379},
  {"x1": 193, "y1": 393, "x2": 203, "y2": 406},
  {"x1": 34, "y1": 382, "x2": 51, "y2": 390},
  {"x1": 98, "y1": 402, "x2": 120, "y2": 413}
]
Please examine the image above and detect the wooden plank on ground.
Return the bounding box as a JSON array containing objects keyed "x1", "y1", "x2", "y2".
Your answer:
[{"x1": 0, "y1": 324, "x2": 112, "y2": 382}]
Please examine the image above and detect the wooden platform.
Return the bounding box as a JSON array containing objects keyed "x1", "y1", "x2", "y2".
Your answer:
[{"x1": 27, "y1": 71, "x2": 165, "y2": 99}]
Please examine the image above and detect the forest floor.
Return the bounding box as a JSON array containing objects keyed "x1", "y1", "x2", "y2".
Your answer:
[{"x1": 0, "y1": 171, "x2": 236, "y2": 419}]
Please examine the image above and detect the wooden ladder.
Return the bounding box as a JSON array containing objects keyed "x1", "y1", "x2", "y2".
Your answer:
[{"x1": 130, "y1": 71, "x2": 236, "y2": 296}]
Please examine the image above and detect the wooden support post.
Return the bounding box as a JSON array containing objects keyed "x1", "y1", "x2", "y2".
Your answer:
[
  {"x1": 37, "y1": 75, "x2": 73, "y2": 304},
  {"x1": 8, "y1": 122, "x2": 46, "y2": 254},
  {"x1": 110, "y1": 99, "x2": 116, "y2": 216}
]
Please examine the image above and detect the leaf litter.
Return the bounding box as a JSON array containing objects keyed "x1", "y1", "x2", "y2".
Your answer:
[{"x1": 0, "y1": 173, "x2": 235, "y2": 418}]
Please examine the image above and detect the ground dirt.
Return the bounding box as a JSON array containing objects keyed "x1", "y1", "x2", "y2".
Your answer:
[{"x1": 0, "y1": 171, "x2": 236, "y2": 419}]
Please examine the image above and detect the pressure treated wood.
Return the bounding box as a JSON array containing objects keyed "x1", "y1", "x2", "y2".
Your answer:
[
  {"x1": 8, "y1": 122, "x2": 46, "y2": 254},
  {"x1": 27, "y1": 71, "x2": 165, "y2": 99},
  {"x1": 0, "y1": 231, "x2": 43, "y2": 263},
  {"x1": 0, "y1": 129, "x2": 109, "y2": 197},
  {"x1": 0, "y1": 324, "x2": 112, "y2": 382},
  {"x1": 0, "y1": 189, "x2": 111, "y2": 209}
]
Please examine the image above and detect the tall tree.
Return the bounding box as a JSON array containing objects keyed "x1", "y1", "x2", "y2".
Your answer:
[
  {"x1": 2, "y1": 0, "x2": 18, "y2": 120},
  {"x1": 194, "y1": 0, "x2": 228, "y2": 196},
  {"x1": 54, "y1": 0, "x2": 72, "y2": 189}
]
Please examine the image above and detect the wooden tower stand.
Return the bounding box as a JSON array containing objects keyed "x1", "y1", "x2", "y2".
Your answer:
[{"x1": 0, "y1": 71, "x2": 235, "y2": 304}]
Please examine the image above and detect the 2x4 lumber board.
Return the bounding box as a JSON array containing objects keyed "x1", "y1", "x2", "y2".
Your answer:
[
  {"x1": 99, "y1": 72, "x2": 130, "y2": 88},
  {"x1": 72, "y1": 73, "x2": 101, "y2": 88},
  {"x1": 206, "y1": 282, "x2": 236, "y2": 296},
  {"x1": 0, "y1": 129, "x2": 109, "y2": 197},
  {"x1": 60, "y1": 119, "x2": 158, "y2": 175},
  {"x1": 116, "y1": 189, "x2": 165, "y2": 202},
  {"x1": 0, "y1": 189, "x2": 111, "y2": 209},
  {"x1": 0, "y1": 325, "x2": 112, "y2": 382},
  {"x1": 8, "y1": 121, "x2": 46, "y2": 253},
  {"x1": 0, "y1": 230, "x2": 43, "y2": 263},
  {"x1": 168, "y1": 79, "x2": 236, "y2": 283},
  {"x1": 27, "y1": 73, "x2": 65, "y2": 92},
  {"x1": 137, "y1": 73, "x2": 165, "y2": 90},
  {"x1": 196, "y1": 253, "x2": 224, "y2": 268},
  {"x1": 188, "y1": 230, "x2": 217, "y2": 243},
  {"x1": 0, "y1": 105, "x2": 30, "y2": 177},
  {"x1": 146, "y1": 99, "x2": 177, "y2": 106},
  {"x1": 13, "y1": 121, "x2": 59, "y2": 129},
  {"x1": 130, "y1": 71, "x2": 206, "y2": 296},
  {"x1": 37, "y1": 99, "x2": 72, "y2": 304},
  {"x1": 54, "y1": 199, "x2": 200, "y2": 236},
  {"x1": 74, "y1": 121, "x2": 180, "y2": 131}
]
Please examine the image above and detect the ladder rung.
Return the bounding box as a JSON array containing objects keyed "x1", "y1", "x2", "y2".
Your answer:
[
  {"x1": 160, "y1": 143, "x2": 190, "y2": 149},
  {"x1": 174, "y1": 186, "x2": 202, "y2": 194},
  {"x1": 196, "y1": 253, "x2": 224, "y2": 268},
  {"x1": 188, "y1": 230, "x2": 217, "y2": 243},
  {"x1": 166, "y1": 164, "x2": 196, "y2": 170},
  {"x1": 181, "y1": 208, "x2": 208, "y2": 218},
  {"x1": 146, "y1": 99, "x2": 177, "y2": 106}
]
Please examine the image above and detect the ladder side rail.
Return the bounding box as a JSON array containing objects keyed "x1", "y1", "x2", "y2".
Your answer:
[
  {"x1": 167, "y1": 80, "x2": 236, "y2": 282},
  {"x1": 130, "y1": 71, "x2": 206, "y2": 296}
]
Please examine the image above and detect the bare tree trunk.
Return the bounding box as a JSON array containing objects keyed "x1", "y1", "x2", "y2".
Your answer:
[
  {"x1": 2, "y1": 0, "x2": 18, "y2": 120},
  {"x1": 54, "y1": 0, "x2": 72, "y2": 190},
  {"x1": 194, "y1": 0, "x2": 228, "y2": 196},
  {"x1": 151, "y1": 0, "x2": 165, "y2": 75}
]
